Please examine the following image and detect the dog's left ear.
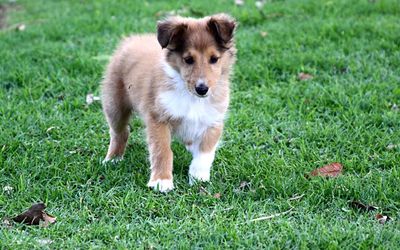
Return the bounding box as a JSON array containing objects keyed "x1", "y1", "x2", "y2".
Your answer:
[{"x1": 207, "y1": 14, "x2": 236, "y2": 48}]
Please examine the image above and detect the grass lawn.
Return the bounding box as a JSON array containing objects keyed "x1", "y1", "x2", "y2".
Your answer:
[{"x1": 1, "y1": 0, "x2": 400, "y2": 248}]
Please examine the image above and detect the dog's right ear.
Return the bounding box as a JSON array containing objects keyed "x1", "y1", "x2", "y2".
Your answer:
[{"x1": 157, "y1": 18, "x2": 187, "y2": 50}]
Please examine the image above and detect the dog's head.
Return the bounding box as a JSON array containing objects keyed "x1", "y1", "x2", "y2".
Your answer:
[{"x1": 157, "y1": 14, "x2": 236, "y2": 97}]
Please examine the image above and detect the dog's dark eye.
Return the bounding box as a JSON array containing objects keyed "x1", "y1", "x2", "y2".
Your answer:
[
  {"x1": 209, "y1": 56, "x2": 219, "y2": 64},
  {"x1": 184, "y1": 56, "x2": 194, "y2": 65}
]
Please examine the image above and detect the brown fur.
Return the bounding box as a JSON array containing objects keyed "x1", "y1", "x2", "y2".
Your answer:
[
  {"x1": 200, "y1": 124, "x2": 223, "y2": 153},
  {"x1": 101, "y1": 14, "x2": 236, "y2": 190}
]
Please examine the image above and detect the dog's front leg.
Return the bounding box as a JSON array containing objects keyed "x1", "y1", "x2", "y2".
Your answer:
[
  {"x1": 188, "y1": 124, "x2": 223, "y2": 185},
  {"x1": 146, "y1": 119, "x2": 174, "y2": 192}
]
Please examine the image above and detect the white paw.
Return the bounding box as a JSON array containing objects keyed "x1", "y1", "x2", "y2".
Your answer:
[
  {"x1": 102, "y1": 156, "x2": 123, "y2": 165},
  {"x1": 147, "y1": 179, "x2": 174, "y2": 192},
  {"x1": 189, "y1": 169, "x2": 210, "y2": 186}
]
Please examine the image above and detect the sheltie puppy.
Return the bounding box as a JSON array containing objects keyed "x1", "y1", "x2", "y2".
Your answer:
[{"x1": 101, "y1": 14, "x2": 236, "y2": 192}]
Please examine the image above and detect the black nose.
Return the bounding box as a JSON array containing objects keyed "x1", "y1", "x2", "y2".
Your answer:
[{"x1": 195, "y1": 84, "x2": 209, "y2": 96}]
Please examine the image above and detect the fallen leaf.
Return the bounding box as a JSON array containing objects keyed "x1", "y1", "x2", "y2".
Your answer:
[
  {"x1": 309, "y1": 162, "x2": 343, "y2": 178},
  {"x1": 12, "y1": 203, "x2": 56, "y2": 226},
  {"x1": 235, "y1": 0, "x2": 244, "y2": 6},
  {"x1": 260, "y1": 31, "x2": 268, "y2": 37},
  {"x1": 13, "y1": 203, "x2": 45, "y2": 225},
  {"x1": 375, "y1": 213, "x2": 390, "y2": 224},
  {"x1": 213, "y1": 193, "x2": 221, "y2": 199},
  {"x1": 298, "y1": 72, "x2": 313, "y2": 81},
  {"x1": 86, "y1": 93, "x2": 100, "y2": 105},
  {"x1": 350, "y1": 201, "x2": 378, "y2": 212},
  {"x1": 42, "y1": 213, "x2": 56, "y2": 227}
]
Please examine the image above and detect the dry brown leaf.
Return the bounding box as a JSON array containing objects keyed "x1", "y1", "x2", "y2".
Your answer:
[
  {"x1": 213, "y1": 193, "x2": 221, "y2": 199},
  {"x1": 310, "y1": 162, "x2": 343, "y2": 178},
  {"x1": 350, "y1": 201, "x2": 378, "y2": 212},
  {"x1": 375, "y1": 213, "x2": 390, "y2": 224},
  {"x1": 298, "y1": 72, "x2": 313, "y2": 81},
  {"x1": 13, "y1": 203, "x2": 45, "y2": 225},
  {"x1": 42, "y1": 213, "x2": 57, "y2": 227},
  {"x1": 12, "y1": 203, "x2": 56, "y2": 227}
]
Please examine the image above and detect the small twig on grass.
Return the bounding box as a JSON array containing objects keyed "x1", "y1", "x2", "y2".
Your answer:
[{"x1": 248, "y1": 208, "x2": 294, "y2": 222}]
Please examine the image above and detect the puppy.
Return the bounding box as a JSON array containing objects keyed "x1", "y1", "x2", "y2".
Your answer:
[{"x1": 101, "y1": 14, "x2": 236, "y2": 192}]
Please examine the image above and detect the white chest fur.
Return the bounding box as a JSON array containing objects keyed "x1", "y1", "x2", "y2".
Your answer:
[{"x1": 159, "y1": 62, "x2": 225, "y2": 142}]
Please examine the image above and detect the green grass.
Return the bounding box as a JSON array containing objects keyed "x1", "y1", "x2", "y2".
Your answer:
[{"x1": 1, "y1": 0, "x2": 399, "y2": 248}]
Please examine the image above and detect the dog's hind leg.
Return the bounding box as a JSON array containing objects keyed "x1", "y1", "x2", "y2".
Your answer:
[{"x1": 101, "y1": 75, "x2": 132, "y2": 163}]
